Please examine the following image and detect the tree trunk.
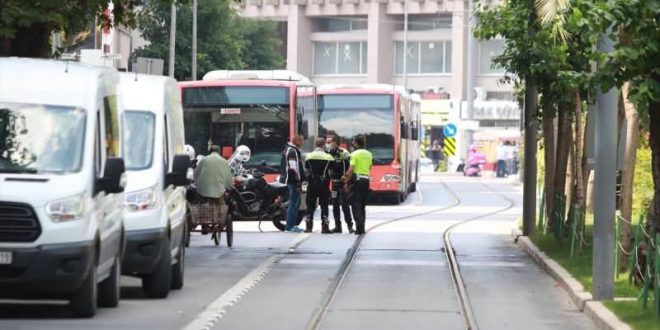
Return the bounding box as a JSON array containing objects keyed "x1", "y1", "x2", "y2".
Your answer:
[
  {"x1": 542, "y1": 108, "x2": 556, "y2": 228},
  {"x1": 0, "y1": 23, "x2": 52, "y2": 58},
  {"x1": 565, "y1": 138, "x2": 575, "y2": 221},
  {"x1": 619, "y1": 82, "x2": 640, "y2": 271},
  {"x1": 554, "y1": 105, "x2": 573, "y2": 229}
]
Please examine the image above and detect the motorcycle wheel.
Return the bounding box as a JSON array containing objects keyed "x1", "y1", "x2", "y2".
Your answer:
[{"x1": 272, "y1": 211, "x2": 304, "y2": 231}]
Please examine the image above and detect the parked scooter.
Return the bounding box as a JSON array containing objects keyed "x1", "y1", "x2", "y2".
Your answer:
[
  {"x1": 464, "y1": 145, "x2": 486, "y2": 177},
  {"x1": 226, "y1": 146, "x2": 302, "y2": 231}
]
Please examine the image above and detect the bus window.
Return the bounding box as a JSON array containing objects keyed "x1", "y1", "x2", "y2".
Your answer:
[
  {"x1": 318, "y1": 94, "x2": 395, "y2": 164},
  {"x1": 183, "y1": 86, "x2": 290, "y2": 174}
]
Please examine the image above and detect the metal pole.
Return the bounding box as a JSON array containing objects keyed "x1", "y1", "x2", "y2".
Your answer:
[
  {"x1": 168, "y1": 2, "x2": 177, "y2": 78},
  {"x1": 402, "y1": 0, "x2": 409, "y2": 90},
  {"x1": 93, "y1": 18, "x2": 98, "y2": 49},
  {"x1": 593, "y1": 26, "x2": 617, "y2": 301},
  {"x1": 465, "y1": 0, "x2": 476, "y2": 119},
  {"x1": 192, "y1": 0, "x2": 197, "y2": 80}
]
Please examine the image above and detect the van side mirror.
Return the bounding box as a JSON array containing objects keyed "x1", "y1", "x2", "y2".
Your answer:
[
  {"x1": 96, "y1": 157, "x2": 126, "y2": 195},
  {"x1": 166, "y1": 154, "x2": 192, "y2": 187},
  {"x1": 412, "y1": 128, "x2": 419, "y2": 141}
]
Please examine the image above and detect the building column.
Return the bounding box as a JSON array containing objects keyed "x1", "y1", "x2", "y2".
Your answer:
[
  {"x1": 367, "y1": 2, "x2": 393, "y2": 84},
  {"x1": 451, "y1": 7, "x2": 467, "y2": 101},
  {"x1": 287, "y1": 5, "x2": 313, "y2": 76}
]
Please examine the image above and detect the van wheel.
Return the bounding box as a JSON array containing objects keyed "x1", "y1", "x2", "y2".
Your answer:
[
  {"x1": 171, "y1": 242, "x2": 185, "y2": 290},
  {"x1": 70, "y1": 265, "x2": 97, "y2": 318},
  {"x1": 142, "y1": 238, "x2": 172, "y2": 298},
  {"x1": 98, "y1": 255, "x2": 121, "y2": 307}
]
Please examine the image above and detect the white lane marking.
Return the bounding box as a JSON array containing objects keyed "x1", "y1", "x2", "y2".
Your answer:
[{"x1": 182, "y1": 233, "x2": 310, "y2": 330}]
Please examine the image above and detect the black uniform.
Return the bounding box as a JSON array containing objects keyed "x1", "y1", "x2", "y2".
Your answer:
[
  {"x1": 304, "y1": 148, "x2": 334, "y2": 233},
  {"x1": 328, "y1": 147, "x2": 354, "y2": 233}
]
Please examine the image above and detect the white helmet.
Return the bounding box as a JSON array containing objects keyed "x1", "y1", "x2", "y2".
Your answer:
[
  {"x1": 184, "y1": 145, "x2": 196, "y2": 160},
  {"x1": 231, "y1": 145, "x2": 251, "y2": 163}
]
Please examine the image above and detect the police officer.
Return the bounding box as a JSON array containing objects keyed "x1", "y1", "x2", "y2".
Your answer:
[
  {"x1": 343, "y1": 135, "x2": 372, "y2": 235},
  {"x1": 326, "y1": 135, "x2": 354, "y2": 234},
  {"x1": 304, "y1": 138, "x2": 335, "y2": 233}
]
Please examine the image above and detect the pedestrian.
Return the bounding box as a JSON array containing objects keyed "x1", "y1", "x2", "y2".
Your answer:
[
  {"x1": 280, "y1": 134, "x2": 306, "y2": 233},
  {"x1": 326, "y1": 135, "x2": 354, "y2": 234},
  {"x1": 304, "y1": 138, "x2": 335, "y2": 233},
  {"x1": 496, "y1": 141, "x2": 508, "y2": 178},
  {"x1": 343, "y1": 135, "x2": 373, "y2": 235},
  {"x1": 194, "y1": 145, "x2": 233, "y2": 233},
  {"x1": 431, "y1": 140, "x2": 443, "y2": 172}
]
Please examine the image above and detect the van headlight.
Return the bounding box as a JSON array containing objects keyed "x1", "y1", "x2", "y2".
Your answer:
[
  {"x1": 380, "y1": 174, "x2": 400, "y2": 183},
  {"x1": 125, "y1": 186, "x2": 158, "y2": 212},
  {"x1": 46, "y1": 194, "x2": 85, "y2": 222}
]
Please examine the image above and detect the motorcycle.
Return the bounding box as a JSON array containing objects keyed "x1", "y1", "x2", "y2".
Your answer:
[{"x1": 227, "y1": 146, "x2": 304, "y2": 231}]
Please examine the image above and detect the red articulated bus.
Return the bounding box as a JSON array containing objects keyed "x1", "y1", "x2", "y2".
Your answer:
[
  {"x1": 317, "y1": 84, "x2": 421, "y2": 204},
  {"x1": 178, "y1": 70, "x2": 317, "y2": 182}
]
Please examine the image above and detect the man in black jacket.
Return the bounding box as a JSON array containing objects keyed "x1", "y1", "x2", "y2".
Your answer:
[
  {"x1": 326, "y1": 135, "x2": 354, "y2": 233},
  {"x1": 304, "y1": 138, "x2": 334, "y2": 233},
  {"x1": 280, "y1": 134, "x2": 305, "y2": 232}
]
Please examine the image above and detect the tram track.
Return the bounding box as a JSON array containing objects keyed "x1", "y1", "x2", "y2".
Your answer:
[{"x1": 306, "y1": 179, "x2": 515, "y2": 330}]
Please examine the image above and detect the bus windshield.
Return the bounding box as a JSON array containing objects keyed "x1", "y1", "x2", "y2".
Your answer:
[
  {"x1": 182, "y1": 86, "x2": 290, "y2": 174},
  {"x1": 318, "y1": 94, "x2": 394, "y2": 165}
]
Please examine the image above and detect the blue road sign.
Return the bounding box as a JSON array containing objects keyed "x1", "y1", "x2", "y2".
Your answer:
[{"x1": 443, "y1": 123, "x2": 457, "y2": 138}]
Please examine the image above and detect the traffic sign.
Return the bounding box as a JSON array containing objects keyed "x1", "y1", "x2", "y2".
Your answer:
[
  {"x1": 443, "y1": 123, "x2": 457, "y2": 138},
  {"x1": 443, "y1": 137, "x2": 456, "y2": 156}
]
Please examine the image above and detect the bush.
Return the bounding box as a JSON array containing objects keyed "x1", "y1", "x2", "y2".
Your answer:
[{"x1": 633, "y1": 145, "x2": 653, "y2": 220}]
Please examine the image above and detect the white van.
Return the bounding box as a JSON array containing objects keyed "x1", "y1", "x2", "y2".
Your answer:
[
  {"x1": 119, "y1": 73, "x2": 190, "y2": 298},
  {"x1": 0, "y1": 58, "x2": 126, "y2": 317}
]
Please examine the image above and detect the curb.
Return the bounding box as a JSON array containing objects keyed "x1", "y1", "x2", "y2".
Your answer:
[{"x1": 512, "y1": 229, "x2": 631, "y2": 330}]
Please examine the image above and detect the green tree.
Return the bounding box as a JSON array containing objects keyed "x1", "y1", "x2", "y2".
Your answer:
[
  {"x1": 0, "y1": 0, "x2": 162, "y2": 58},
  {"x1": 134, "y1": 0, "x2": 283, "y2": 81}
]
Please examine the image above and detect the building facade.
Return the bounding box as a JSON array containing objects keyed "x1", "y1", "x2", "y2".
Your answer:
[{"x1": 240, "y1": 0, "x2": 511, "y2": 101}]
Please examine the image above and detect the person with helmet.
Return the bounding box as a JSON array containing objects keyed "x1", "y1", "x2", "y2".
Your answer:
[
  {"x1": 326, "y1": 135, "x2": 354, "y2": 234},
  {"x1": 343, "y1": 135, "x2": 372, "y2": 235},
  {"x1": 184, "y1": 145, "x2": 197, "y2": 168},
  {"x1": 304, "y1": 138, "x2": 334, "y2": 234},
  {"x1": 228, "y1": 145, "x2": 251, "y2": 176}
]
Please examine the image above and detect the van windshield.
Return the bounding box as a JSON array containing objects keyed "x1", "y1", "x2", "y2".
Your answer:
[
  {"x1": 123, "y1": 111, "x2": 156, "y2": 171},
  {"x1": 0, "y1": 103, "x2": 86, "y2": 174}
]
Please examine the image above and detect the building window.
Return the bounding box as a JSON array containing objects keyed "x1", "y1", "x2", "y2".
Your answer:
[
  {"x1": 395, "y1": 41, "x2": 451, "y2": 74},
  {"x1": 480, "y1": 39, "x2": 506, "y2": 74},
  {"x1": 397, "y1": 15, "x2": 452, "y2": 31},
  {"x1": 313, "y1": 42, "x2": 367, "y2": 75},
  {"x1": 317, "y1": 18, "x2": 367, "y2": 32}
]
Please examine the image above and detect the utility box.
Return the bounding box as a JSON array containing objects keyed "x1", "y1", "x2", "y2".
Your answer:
[{"x1": 136, "y1": 57, "x2": 164, "y2": 76}]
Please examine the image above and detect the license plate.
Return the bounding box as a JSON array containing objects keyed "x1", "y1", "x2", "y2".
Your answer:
[{"x1": 0, "y1": 251, "x2": 12, "y2": 265}]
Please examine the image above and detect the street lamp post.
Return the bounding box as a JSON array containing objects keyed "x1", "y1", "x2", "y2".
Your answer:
[
  {"x1": 593, "y1": 27, "x2": 617, "y2": 301},
  {"x1": 403, "y1": 0, "x2": 409, "y2": 90},
  {"x1": 192, "y1": 0, "x2": 197, "y2": 80},
  {"x1": 168, "y1": 2, "x2": 177, "y2": 78}
]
